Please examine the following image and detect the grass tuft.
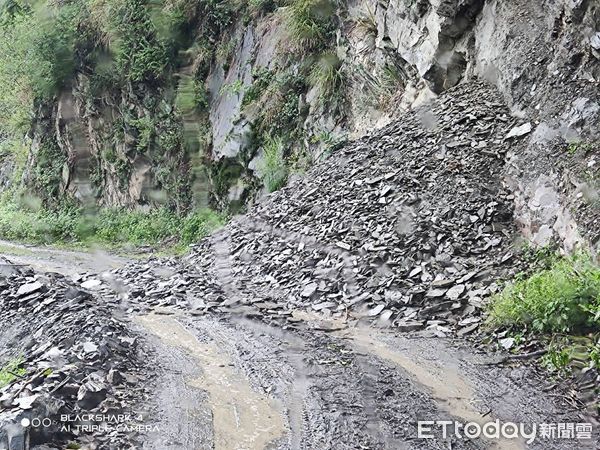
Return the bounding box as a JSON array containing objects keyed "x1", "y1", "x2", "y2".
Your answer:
[
  {"x1": 259, "y1": 135, "x2": 288, "y2": 192},
  {"x1": 309, "y1": 51, "x2": 344, "y2": 100},
  {"x1": 354, "y1": 5, "x2": 377, "y2": 37},
  {"x1": 283, "y1": 0, "x2": 335, "y2": 53}
]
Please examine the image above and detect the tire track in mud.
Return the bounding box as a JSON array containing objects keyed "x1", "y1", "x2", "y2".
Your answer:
[
  {"x1": 139, "y1": 311, "x2": 497, "y2": 449},
  {"x1": 137, "y1": 314, "x2": 287, "y2": 450},
  {"x1": 203, "y1": 226, "x2": 418, "y2": 447},
  {"x1": 174, "y1": 314, "x2": 591, "y2": 450}
]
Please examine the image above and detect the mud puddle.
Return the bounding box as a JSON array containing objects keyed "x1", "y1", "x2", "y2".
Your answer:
[
  {"x1": 347, "y1": 328, "x2": 485, "y2": 422},
  {"x1": 138, "y1": 314, "x2": 287, "y2": 450}
]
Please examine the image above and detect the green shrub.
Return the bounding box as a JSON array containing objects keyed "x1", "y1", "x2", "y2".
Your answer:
[
  {"x1": 29, "y1": 3, "x2": 79, "y2": 98},
  {"x1": 309, "y1": 130, "x2": 346, "y2": 160},
  {"x1": 259, "y1": 135, "x2": 288, "y2": 192},
  {"x1": 113, "y1": 0, "x2": 169, "y2": 83},
  {"x1": 488, "y1": 253, "x2": 600, "y2": 334},
  {"x1": 541, "y1": 344, "x2": 572, "y2": 373},
  {"x1": 242, "y1": 67, "x2": 275, "y2": 108},
  {"x1": 90, "y1": 208, "x2": 225, "y2": 246},
  {"x1": 537, "y1": 336, "x2": 600, "y2": 374},
  {"x1": 248, "y1": 0, "x2": 279, "y2": 17},
  {"x1": 0, "y1": 2, "x2": 78, "y2": 133},
  {"x1": 180, "y1": 208, "x2": 225, "y2": 245},
  {"x1": 128, "y1": 115, "x2": 155, "y2": 152},
  {"x1": 32, "y1": 138, "x2": 67, "y2": 202},
  {"x1": 200, "y1": 0, "x2": 236, "y2": 37},
  {"x1": 253, "y1": 70, "x2": 305, "y2": 137}
]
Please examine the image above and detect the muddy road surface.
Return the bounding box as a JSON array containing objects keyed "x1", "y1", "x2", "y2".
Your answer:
[
  {"x1": 0, "y1": 240, "x2": 129, "y2": 276},
  {"x1": 135, "y1": 310, "x2": 593, "y2": 450},
  {"x1": 0, "y1": 244, "x2": 596, "y2": 449}
]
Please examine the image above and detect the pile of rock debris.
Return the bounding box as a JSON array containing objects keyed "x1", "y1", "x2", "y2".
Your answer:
[
  {"x1": 114, "y1": 81, "x2": 532, "y2": 337},
  {"x1": 0, "y1": 258, "x2": 145, "y2": 450}
]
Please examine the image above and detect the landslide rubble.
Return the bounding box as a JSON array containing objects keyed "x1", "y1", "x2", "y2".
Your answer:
[
  {"x1": 104, "y1": 80, "x2": 599, "y2": 427},
  {"x1": 114, "y1": 81, "x2": 530, "y2": 336},
  {"x1": 0, "y1": 259, "x2": 146, "y2": 450}
]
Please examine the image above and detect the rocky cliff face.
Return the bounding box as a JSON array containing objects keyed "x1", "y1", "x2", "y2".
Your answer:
[
  {"x1": 25, "y1": 78, "x2": 190, "y2": 211},
  {"x1": 18, "y1": 0, "x2": 600, "y2": 250}
]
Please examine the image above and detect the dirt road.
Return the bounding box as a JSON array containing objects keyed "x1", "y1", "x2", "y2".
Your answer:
[
  {"x1": 0, "y1": 243, "x2": 595, "y2": 449},
  {"x1": 0, "y1": 240, "x2": 129, "y2": 276},
  {"x1": 133, "y1": 310, "x2": 593, "y2": 450}
]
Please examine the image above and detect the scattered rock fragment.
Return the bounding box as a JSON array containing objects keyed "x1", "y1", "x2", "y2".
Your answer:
[
  {"x1": 81, "y1": 279, "x2": 102, "y2": 290},
  {"x1": 446, "y1": 284, "x2": 465, "y2": 300},
  {"x1": 505, "y1": 122, "x2": 532, "y2": 139},
  {"x1": 16, "y1": 281, "x2": 44, "y2": 297}
]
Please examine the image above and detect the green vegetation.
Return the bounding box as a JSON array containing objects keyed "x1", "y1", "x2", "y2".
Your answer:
[
  {"x1": 283, "y1": 0, "x2": 336, "y2": 52},
  {"x1": 220, "y1": 80, "x2": 245, "y2": 96},
  {"x1": 176, "y1": 75, "x2": 209, "y2": 115},
  {"x1": 249, "y1": 70, "x2": 306, "y2": 138},
  {"x1": 541, "y1": 343, "x2": 572, "y2": 373},
  {"x1": 0, "y1": 358, "x2": 26, "y2": 388},
  {"x1": 488, "y1": 251, "x2": 600, "y2": 375},
  {"x1": 279, "y1": 0, "x2": 345, "y2": 111},
  {"x1": 215, "y1": 35, "x2": 237, "y2": 71},
  {"x1": 539, "y1": 336, "x2": 600, "y2": 374},
  {"x1": 0, "y1": 0, "x2": 345, "y2": 231},
  {"x1": 0, "y1": 202, "x2": 225, "y2": 250},
  {"x1": 259, "y1": 135, "x2": 288, "y2": 192},
  {"x1": 0, "y1": 1, "x2": 77, "y2": 133},
  {"x1": 376, "y1": 63, "x2": 404, "y2": 106},
  {"x1": 0, "y1": 0, "x2": 230, "y2": 137},
  {"x1": 309, "y1": 130, "x2": 346, "y2": 160},
  {"x1": 242, "y1": 67, "x2": 275, "y2": 107},
  {"x1": 240, "y1": 67, "x2": 312, "y2": 194},
  {"x1": 567, "y1": 141, "x2": 597, "y2": 156},
  {"x1": 112, "y1": 0, "x2": 170, "y2": 83},
  {"x1": 309, "y1": 51, "x2": 344, "y2": 101},
  {"x1": 31, "y1": 137, "x2": 68, "y2": 203},
  {"x1": 128, "y1": 115, "x2": 155, "y2": 153},
  {"x1": 248, "y1": 0, "x2": 279, "y2": 17},
  {"x1": 489, "y1": 253, "x2": 600, "y2": 333}
]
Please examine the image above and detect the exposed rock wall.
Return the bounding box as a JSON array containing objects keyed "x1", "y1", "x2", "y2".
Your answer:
[
  {"x1": 468, "y1": 0, "x2": 600, "y2": 252},
  {"x1": 25, "y1": 77, "x2": 190, "y2": 211},
  {"x1": 20, "y1": 0, "x2": 600, "y2": 251}
]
